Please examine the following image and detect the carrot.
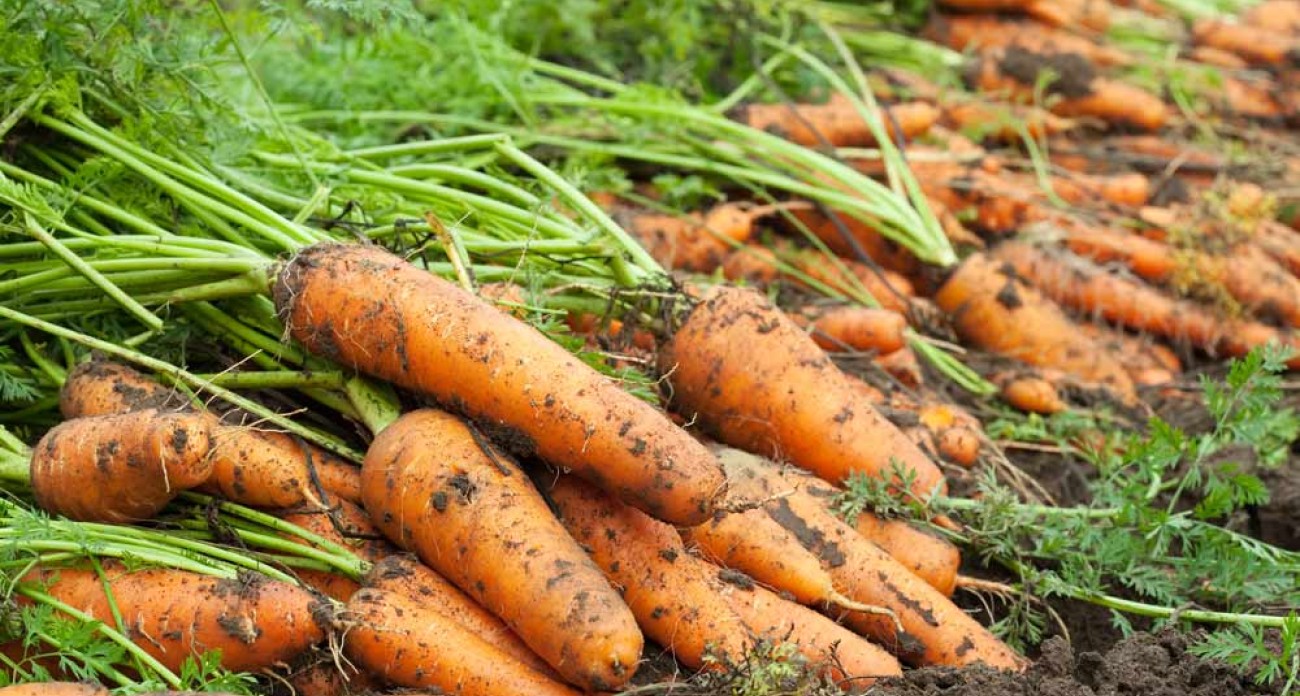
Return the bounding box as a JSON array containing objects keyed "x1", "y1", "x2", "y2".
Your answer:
[
  {"x1": 477, "y1": 281, "x2": 530, "y2": 317},
  {"x1": 873, "y1": 345, "x2": 926, "y2": 389},
  {"x1": 995, "y1": 372, "x2": 1070, "y2": 414},
  {"x1": 359, "y1": 408, "x2": 642, "y2": 691},
  {"x1": 543, "y1": 474, "x2": 750, "y2": 670},
  {"x1": 0, "y1": 685, "x2": 109, "y2": 696},
  {"x1": 938, "y1": 0, "x2": 1111, "y2": 29},
  {"x1": 721, "y1": 579, "x2": 903, "y2": 686},
  {"x1": 31, "y1": 409, "x2": 216, "y2": 523},
  {"x1": 660, "y1": 285, "x2": 948, "y2": 501},
  {"x1": 991, "y1": 241, "x2": 1300, "y2": 366},
  {"x1": 21, "y1": 563, "x2": 327, "y2": 673},
  {"x1": 279, "y1": 500, "x2": 395, "y2": 601},
  {"x1": 564, "y1": 312, "x2": 657, "y2": 352},
  {"x1": 60, "y1": 360, "x2": 349, "y2": 510},
  {"x1": 736, "y1": 96, "x2": 939, "y2": 148},
  {"x1": 786, "y1": 248, "x2": 916, "y2": 314},
  {"x1": 1050, "y1": 172, "x2": 1151, "y2": 208},
  {"x1": 311, "y1": 456, "x2": 363, "y2": 505},
  {"x1": 934, "y1": 252, "x2": 1136, "y2": 401},
  {"x1": 721, "y1": 244, "x2": 783, "y2": 284},
  {"x1": 364, "y1": 555, "x2": 556, "y2": 677},
  {"x1": 925, "y1": 14, "x2": 1131, "y2": 67},
  {"x1": 342, "y1": 588, "x2": 580, "y2": 696},
  {"x1": 1192, "y1": 19, "x2": 1298, "y2": 67},
  {"x1": 714, "y1": 448, "x2": 1023, "y2": 669},
  {"x1": 275, "y1": 242, "x2": 724, "y2": 526},
  {"x1": 619, "y1": 201, "x2": 780, "y2": 273},
  {"x1": 942, "y1": 100, "x2": 1075, "y2": 142},
  {"x1": 1075, "y1": 322, "x2": 1181, "y2": 374},
  {"x1": 284, "y1": 656, "x2": 382, "y2": 696},
  {"x1": 1243, "y1": 0, "x2": 1300, "y2": 34},
  {"x1": 1255, "y1": 220, "x2": 1300, "y2": 278},
  {"x1": 968, "y1": 47, "x2": 1169, "y2": 131},
  {"x1": 793, "y1": 305, "x2": 908, "y2": 355},
  {"x1": 1061, "y1": 225, "x2": 1300, "y2": 328},
  {"x1": 786, "y1": 205, "x2": 922, "y2": 277}
]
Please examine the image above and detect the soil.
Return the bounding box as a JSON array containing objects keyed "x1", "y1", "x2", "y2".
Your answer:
[{"x1": 866, "y1": 630, "x2": 1278, "y2": 695}]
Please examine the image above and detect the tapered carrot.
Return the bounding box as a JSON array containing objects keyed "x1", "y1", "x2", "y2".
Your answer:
[
  {"x1": 660, "y1": 286, "x2": 948, "y2": 501},
  {"x1": 934, "y1": 252, "x2": 1136, "y2": 401},
  {"x1": 994, "y1": 371, "x2": 1070, "y2": 414},
  {"x1": 60, "y1": 360, "x2": 347, "y2": 510},
  {"x1": 343, "y1": 588, "x2": 580, "y2": 696},
  {"x1": 1192, "y1": 19, "x2": 1298, "y2": 67},
  {"x1": 279, "y1": 500, "x2": 395, "y2": 601},
  {"x1": 968, "y1": 47, "x2": 1169, "y2": 131},
  {"x1": 542, "y1": 474, "x2": 750, "y2": 670},
  {"x1": 275, "y1": 242, "x2": 724, "y2": 526},
  {"x1": 359, "y1": 408, "x2": 642, "y2": 691},
  {"x1": 793, "y1": 305, "x2": 907, "y2": 355},
  {"x1": 21, "y1": 564, "x2": 327, "y2": 673},
  {"x1": 991, "y1": 241, "x2": 1300, "y2": 366},
  {"x1": 364, "y1": 555, "x2": 556, "y2": 677},
  {"x1": 737, "y1": 96, "x2": 938, "y2": 148},
  {"x1": 926, "y1": 14, "x2": 1131, "y2": 66},
  {"x1": 721, "y1": 579, "x2": 903, "y2": 686},
  {"x1": 714, "y1": 449, "x2": 1023, "y2": 669},
  {"x1": 31, "y1": 409, "x2": 216, "y2": 523}
]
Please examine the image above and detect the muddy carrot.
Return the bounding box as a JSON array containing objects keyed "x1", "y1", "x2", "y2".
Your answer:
[
  {"x1": 21, "y1": 563, "x2": 327, "y2": 673},
  {"x1": 284, "y1": 656, "x2": 382, "y2": 696},
  {"x1": 991, "y1": 241, "x2": 1300, "y2": 366},
  {"x1": 737, "y1": 97, "x2": 939, "y2": 148},
  {"x1": 279, "y1": 500, "x2": 395, "y2": 601},
  {"x1": 543, "y1": 474, "x2": 750, "y2": 671},
  {"x1": 660, "y1": 285, "x2": 948, "y2": 500},
  {"x1": 275, "y1": 242, "x2": 724, "y2": 526},
  {"x1": 343, "y1": 588, "x2": 580, "y2": 696},
  {"x1": 59, "y1": 359, "x2": 187, "y2": 418},
  {"x1": 31, "y1": 409, "x2": 216, "y2": 523},
  {"x1": 359, "y1": 408, "x2": 642, "y2": 691},
  {"x1": 994, "y1": 372, "x2": 1070, "y2": 414},
  {"x1": 793, "y1": 305, "x2": 908, "y2": 355},
  {"x1": 786, "y1": 248, "x2": 916, "y2": 313},
  {"x1": 364, "y1": 555, "x2": 556, "y2": 677}
]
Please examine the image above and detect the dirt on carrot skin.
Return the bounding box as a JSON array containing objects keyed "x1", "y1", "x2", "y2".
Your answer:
[{"x1": 865, "y1": 630, "x2": 1277, "y2": 695}]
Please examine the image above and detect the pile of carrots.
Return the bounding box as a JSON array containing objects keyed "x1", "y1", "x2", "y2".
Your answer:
[{"x1": 6, "y1": 0, "x2": 1300, "y2": 694}]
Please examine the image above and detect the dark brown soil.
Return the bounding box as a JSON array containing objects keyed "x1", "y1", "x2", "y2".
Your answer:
[{"x1": 866, "y1": 630, "x2": 1279, "y2": 695}]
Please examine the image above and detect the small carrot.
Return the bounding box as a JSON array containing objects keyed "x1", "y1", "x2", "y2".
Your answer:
[
  {"x1": 660, "y1": 285, "x2": 948, "y2": 501},
  {"x1": 994, "y1": 372, "x2": 1070, "y2": 414},
  {"x1": 343, "y1": 588, "x2": 580, "y2": 696},
  {"x1": 792, "y1": 305, "x2": 908, "y2": 356},
  {"x1": 736, "y1": 96, "x2": 939, "y2": 148},
  {"x1": 721, "y1": 245, "x2": 783, "y2": 285},
  {"x1": 620, "y1": 202, "x2": 780, "y2": 273},
  {"x1": 277, "y1": 243, "x2": 724, "y2": 527},
  {"x1": 543, "y1": 474, "x2": 750, "y2": 670},
  {"x1": 364, "y1": 555, "x2": 556, "y2": 677},
  {"x1": 21, "y1": 563, "x2": 327, "y2": 673},
  {"x1": 359, "y1": 408, "x2": 642, "y2": 691},
  {"x1": 991, "y1": 241, "x2": 1300, "y2": 366},
  {"x1": 1192, "y1": 19, "x2": 1298, "y2": 67},
  {"x1": 31, "y1": 409, "x2": 216, "y2": 523}
]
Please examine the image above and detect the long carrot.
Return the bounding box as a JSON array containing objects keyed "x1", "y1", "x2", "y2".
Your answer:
[
  {"x1": 275, "y1": 242, "x2": 724, "y2": 526},
  {"x1": 660, "y1": 285, "x2": 948, "y2": 501},
  {"x1": 786, "y1": 248, "x2": 917, "y2": 314},
  {"x1": 1243, "y1": 0, "x2": 1300, "y2": 34},
  {"x1": 991, "y1": 241, "x2": 1300, "y2": 366},
  {"x1": 0, "y1": 685, "x2": 108, "y2": 696},
  {"x1": 925, "y1": 14, "x2": 1131, "y2": 67},
  {"x1": 59, "y1": 360, "x2": 187, "y2": 418},
  {"x1": 942, "y1": 100, "x2": 1075, "y2": 142},
  {"x1": 363, "y1": 554, "x2": 556, "y2": 677},
  {"x1": 20, "y1": 564, "x2": 327, "y2": 673},
  {"x1": 938, "y1": 0, "x2": 1111, "y2": 30},
  {"x1": 342, "y1": 588, "x2": 580, "y2": 696},
  {"x1": 933, "y1": 251, "x2": 1136, "y2": 401},
  {"x1": 543, "y1": 474, "x2": 751, "y2": 670},
  {"x1": 714, "y1": 449, "x2": 1024, "y2": 670},
  {"x1": 1192, "y1": 19, "x2": 1298, "y2": 67},
  {"x1": 31, "y1": 409, "x2": 216, "y2": 523},
  {"x1": 787, "y1": 205, "x2": 922, "y2": 277},
  {"x1": 359, "y1": 408, "x2": 642, "y2": 691},
  {"x1": 736, "y1": 97, "x2": 939, "y2": 148}
]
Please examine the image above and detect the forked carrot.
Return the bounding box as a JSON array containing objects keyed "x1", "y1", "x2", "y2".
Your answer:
[
  {"x1": 660, "y1": 286, "x2": 948, "y2": 501},
  {"x1": 275, "y1": 242, "x2": 724, "y2": 526},
  {"x1": 359, "y1": 408, "x2": 642, "y2": 691}
]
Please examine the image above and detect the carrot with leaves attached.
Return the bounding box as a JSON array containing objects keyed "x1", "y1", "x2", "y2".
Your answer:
[
  {"x1": 343, "y1": 588, "x2": 580, "y2": 696},
  {"x1": 359, "y1": 408, "x2": 643, "y2": 691},
  {"x1": 276, "y1": 242, "x2": 723, "y2": 527},
  {"x1": 20, "y1": 563, "x2": 327, "y2": 673},
  {"x1": 736, "y1": 97, "x2": 939, "y2": 148},
  {"x1": 660, "y1": 286, "x2": 947, "y2": 501},
  {"x1": 279, "y1": 500, "x2": 395, "y2": 601}
]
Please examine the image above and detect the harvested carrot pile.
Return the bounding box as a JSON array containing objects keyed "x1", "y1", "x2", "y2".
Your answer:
[{"x1": 0, "y1": 0, "x2": 1298, "y2": 694}]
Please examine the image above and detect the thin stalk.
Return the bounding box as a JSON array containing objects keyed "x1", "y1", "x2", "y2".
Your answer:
[{"x1": 192, "y1": 370, "x2": 347, "y2": 391}]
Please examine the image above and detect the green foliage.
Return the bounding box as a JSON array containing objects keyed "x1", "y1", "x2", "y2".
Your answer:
[{"x1": 1191, "y1": 614, "x2": 1300, "y2": 691}]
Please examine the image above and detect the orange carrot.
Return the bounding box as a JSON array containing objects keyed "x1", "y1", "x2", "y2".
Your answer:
[
  {"x1": 793, "y1": 305, "x2": 908, "y2": 355},
  {"x1": 1243, "y1": 0, "x2": 1300, "y2": 34},
  {"x1": 721, "y1": 245, "x2": 783, "y2": 284},
  {"x1": 926, "y1": 14, "x2": 1131, "y2": 66},
  {"x1": 660, "y1": 285, "x2": 948, "y2": 501},
  {"x1": 737, "y1": 96, "x2": 939, "y2": 148},
  {"x1": 968, "y1": 47, "x2": 1169, "y2": 131},
  {"x1": 543, "y1": 474, "x2": 750, "y2": 670},
  {"x1": 934, "y1": 252, "x2": 1136, "y2": 401},
  {"x1": 279, "y1": 500, "x2": 395, "y2": 601},
  {"x1": 619, "y1": 201, "x2": 779, "y2": 273},
  {"x1": 786, "y1": 205, "x2": 922, "y2": 277},
  {"x1": 874, "y1": 345, "x2": 926, "y2": 389},
  {"x1": 721, "y1": 579, "x2": 903, "y2": 686},
  {"x1": 59, "y1": 360, "x2": 186, "y2": 418},
  {"x1": 942, "y1": 100, "x2": 1076, "y2": 142},
  {"x1": 284, "y1": 656, "x2": 382, "y2": 696},
  {"x1": 343, "y1": 588, "x2": 580, "y2": 696},
  {"x1": 364, "y1": 555, "x2": 556, "y2": 677},
  {"x1": 1192, "y1": 19, "x2": 1299, "y2": 67},
  {"x1": 275, "y1": 242, "x2": 724, "y2": 526},
  {"x1": 21, "y1": 563, "x2": 327, "y2": 673},
  {"x1": 786, "y1": 248, "x2": 916, "y2": 313},
  {"x1": 714, "y1": 449, "x2": 1024, "y2": 670},
  {"x1": 994, "y1": 372, "x2": 1070, "y2": 414},
  {"x1": 359, "y1": 408, "x2": 642, "y2": 691},
  {"x1": 31, "y1": 409, "x2": 216, "y2": 523},
  {"x1": 0, "y1": 685, "x2": 109, "y2": 696},
  {"x1": 991, "y1": 241, "x2": 1300, "y2": 366}
]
